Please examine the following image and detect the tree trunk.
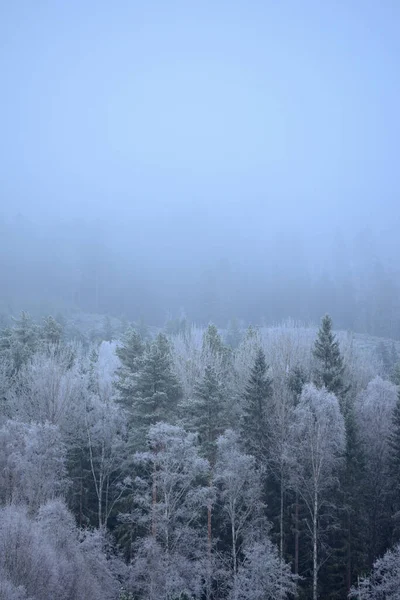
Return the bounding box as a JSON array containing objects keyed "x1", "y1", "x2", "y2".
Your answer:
[
  {"x1": 152, "y1": 459, "x2": 157, "y2": 537},
  {"x1": 232, "y1": 520, "x2": 237, "y2": 577},
  {"x1": 279, "y1": 481, "x2": 284, "y2": 599},
  {"x1": 294, "y1": 490, "x2": 299, "y2": 576},
  {"x1": 206, "y1": 472, "x2": 213, "y2": 600},
  {"x1": 347, "y1": 509, "x2": 352, "y2": 594},
  {"x1": 98, "y1": 478, "x2": 102, "y2": 528},
  {"x1": 232, "y1": 518, "x2": 237, "y2": 600},
  {"x1": 313, "y1": 489, "x2": 318, "y2": 600}
]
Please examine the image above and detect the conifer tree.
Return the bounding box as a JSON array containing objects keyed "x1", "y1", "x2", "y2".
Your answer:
[
  {"x1": 241, "y1": 347, "x2": 273, "y2": 462},
  {"x1": 313, "y1": 314, "x2": 346, "y2": 398},
  {"x1": 115, "y1": 326, "x2": 145, "y2": 410},
  {"x1": 129, "y1": 334, "x2": 181, "y2": 441},
  {"x1": 183, "y1": 365, "x2": 227, "y2": 464},
  {"x1": 116, "y1": 326, "x2": 145, "y2": 373}
]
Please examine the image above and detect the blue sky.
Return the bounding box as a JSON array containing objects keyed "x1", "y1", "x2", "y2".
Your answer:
[{"x1": 1, "y1": 0, "x2": 399, "y2": 233}]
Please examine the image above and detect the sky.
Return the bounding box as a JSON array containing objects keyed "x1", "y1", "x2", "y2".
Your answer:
[
  {"x1": 1, "y1": 0, "x2": 399, "y2": 226},
  {"x1": 1, "y1": 0, "x2": 400, "y2": 328}
]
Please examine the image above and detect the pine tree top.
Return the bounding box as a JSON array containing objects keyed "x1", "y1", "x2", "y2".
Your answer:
[
  {"x1": 313, "y1": 315, "x2": 343, "y2": 366},
  {"x1": 313, "y1": 314, "x2": 346, "y2": 396}
]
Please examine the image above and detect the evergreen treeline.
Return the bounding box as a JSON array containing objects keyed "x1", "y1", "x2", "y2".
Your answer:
[{"x1": 1, "y1": 312, "x2": 400, "y2": 599}]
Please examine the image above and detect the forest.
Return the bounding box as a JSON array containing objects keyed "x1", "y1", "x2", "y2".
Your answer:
[
  {"x1": 2, "y1": 2, "x2": 400, "y2": 598},
  {"x1": 1, "y1": 311, "x2": 400, "y2": 599}
]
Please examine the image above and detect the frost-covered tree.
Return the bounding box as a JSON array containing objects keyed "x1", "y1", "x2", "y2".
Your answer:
[
  {"x1": 0, "y1": 311, "x2": 39, "y2": 374},
  {"x1": 128, "y1": 423, "x2": 210, "y2": 600},
  {"x1": 215, "y1": 430, "x2": 264, "y2": 585},
  {"x1": 0, "y1": 500, "x2": 120, "y2": 600},
  {"x1": 230, "y1": 540, "x2": 297, "y2": 600},
  {"x1": 290, "y1": 384, "x2": 345, "y2": 600},
  {"x1": 41, "y1": 315, "x2": 64, "y2": 346},
  {"x1": 7, "y1": 345, "x2": 80, "y2": 426},
  {"x1": 0, "y1": 420, "x2": 67, "y2": 510},
  {"x1": 232, "y1": 327, "x2": 262, "y2": 400},
  {"x1": 115, "y1": 326, "x2": 145, "y2": 410},
  {"x1": 67, "y1": 342, "x2": 127, "y2": 528},
  {"x1": 84, "y1": 393, "x2": 128, "y2": 528},
  {"x1": 349, "y1": 543, "x2": 400, "y2": 599}
]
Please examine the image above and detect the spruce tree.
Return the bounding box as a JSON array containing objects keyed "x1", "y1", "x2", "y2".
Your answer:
[
  {"x1": 313, "y1": 314, "x2": 346, "y2": 398},
  {"x1": 241, "y1": 347, "x2": 273, "y2": 462},
  {"x1": 184, "y1": 364, "x2": 227, "y2": 463},
  {"x1": 313, "y1": 316, "x2": 365, "y2": 595},
  {"x1": 129, "y1": 333, "x2": 181, "y2": 441},
  {"x1": 115, "y1": 326, "x2": 145, "y2": 410}
]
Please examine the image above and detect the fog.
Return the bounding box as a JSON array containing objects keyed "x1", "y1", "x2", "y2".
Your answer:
[{"x1": 1, "y1": 1, "x2": 400, "y2": 335}]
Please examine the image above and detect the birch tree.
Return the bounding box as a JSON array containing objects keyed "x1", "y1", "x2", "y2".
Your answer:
[
  {"x1": 129, "y1": 423, "x2": 210, "y2": 600},
  {"x1": 289, "y1": 384, "x2": 345, "y2": 600},
  {"x1": 215, "y1": 430, "x2": 264, "y2": 590}
]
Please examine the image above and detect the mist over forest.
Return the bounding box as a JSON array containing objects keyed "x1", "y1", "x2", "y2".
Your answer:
[
  {"x1": 2, "y1": 210, "x2": 400, "y2": 338},
  {"x1": 2, "y1": 2, "x2": 400, "y2": 336},
  {"x1": 2, "y1": 2, "x2": 400, "y2": 600}
]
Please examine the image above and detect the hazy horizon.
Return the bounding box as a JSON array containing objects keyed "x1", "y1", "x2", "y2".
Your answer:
[{"x1": 1, "y1": 1, "x2": 400, "y2": 333}]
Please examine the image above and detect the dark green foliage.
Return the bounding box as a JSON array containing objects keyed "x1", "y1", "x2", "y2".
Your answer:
[
  {"x1": 115, "y1": 327, "x2": 146, "y2": 410},
  {"x1": 322, "y1": 402, "x2": 368, "y2": 598},
  {"x1": 313, "y1": 314, "x2": 346, "y2": 398},
  {"x1": 128, "y1": 333, "x2": 182, "y2": 440},
  {"x1": 287, "y1": 365, "x2": 308, "y2": 403},
  {"x1": 241, "y1": 347, "x2": 272, "y2": 461},
  {"x1": 185, "y1": 365, "x2": 227, "y2": 463}
]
